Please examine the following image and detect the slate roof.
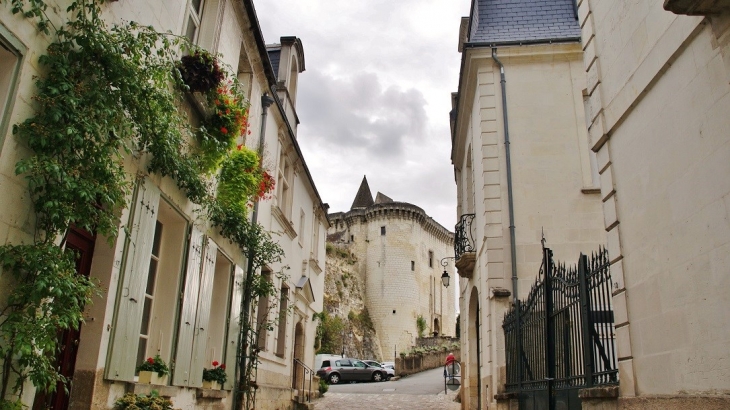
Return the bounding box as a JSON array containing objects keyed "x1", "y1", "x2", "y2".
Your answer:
[
  {"x1": 350, "y1": 176, "x2": 375, "y2": 209},
  {"x1": 469, "y1": 0, "x2": 581, "y2": 45},
  {"x1": 267, "y1": 48, "x2": 281, "y2": 80}
]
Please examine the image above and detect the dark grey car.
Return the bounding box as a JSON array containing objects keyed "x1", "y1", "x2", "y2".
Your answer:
[{"x1": 316, "y1": 358, "x2": 386, "y2": 384}]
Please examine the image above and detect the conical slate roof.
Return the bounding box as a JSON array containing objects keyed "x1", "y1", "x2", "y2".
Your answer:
[
  {"x1": 374, "y1": 192, "x2": 393, "y2": 204},
  {"x1": 350, "y1": 176, "x2": 374, "y2": 209}
]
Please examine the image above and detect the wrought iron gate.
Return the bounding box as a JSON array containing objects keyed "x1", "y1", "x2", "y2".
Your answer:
[{"x1": 502, "y1": 244, "x2": 618, "y2": 410}]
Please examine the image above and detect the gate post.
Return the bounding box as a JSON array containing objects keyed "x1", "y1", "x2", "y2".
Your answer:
[
  {"x1": 543, "y1": 247, "x2": 556, "y2": 410},
  {"x1": 578, "y1": 254, "x2": 595, "y2": 389}
]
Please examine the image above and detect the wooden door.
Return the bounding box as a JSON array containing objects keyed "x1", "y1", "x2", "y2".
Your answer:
[{"x1": 33, "y1": 227, "x2": 95, "y2": 410}]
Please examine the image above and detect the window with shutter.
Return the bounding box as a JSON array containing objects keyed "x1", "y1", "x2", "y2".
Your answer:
[
  {"x1": 107, "y1": 178, "x2": 161, "y2": 381},
  {"x1": 188, "y1": 238, "x2": 217, "y2": 387},
  {"x1": 224, "y1": 265, "x2": 244, "y2": 390},
  {"x1": 173, "y1": 227, "x2": 204, "y2": 386}
]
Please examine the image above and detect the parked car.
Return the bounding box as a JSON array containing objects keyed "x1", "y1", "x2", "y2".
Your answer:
[
  {"x1": 314, "y1": 354, "x2": 342, "y2": 371},
  {"x1": 362, "y1": 360, "x2": 395, "y2": 380},
  {"x1": 316, "y1": 358, "x2": 387, "y2": 384}
]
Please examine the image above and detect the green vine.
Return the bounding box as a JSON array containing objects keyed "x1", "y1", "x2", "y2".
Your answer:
[{"x1": 1, "y1": 0, "x2": 281, "y2": 406}]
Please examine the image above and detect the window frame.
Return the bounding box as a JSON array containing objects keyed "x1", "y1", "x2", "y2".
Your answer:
[{"x1": 0, "y1": 26, "x2": 27, "y2": 157}]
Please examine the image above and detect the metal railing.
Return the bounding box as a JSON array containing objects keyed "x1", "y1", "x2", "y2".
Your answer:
[
  {"x1": 503, "y1": 244, "x2": 618, "y2": 410},
  {"x1": 292, "y1": 358, "x2": 313, "y2": 403},
  {"x1": 454, "y1": 213, "x2": 476, "y2": 260}
]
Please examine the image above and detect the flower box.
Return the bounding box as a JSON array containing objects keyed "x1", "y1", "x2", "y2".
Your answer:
[
  {"x1": 138, "y1": 370, "x2": 168, "y2": 386},
  {"x1": 202, "y1": 380, "x2": 221, "y2": 390}
]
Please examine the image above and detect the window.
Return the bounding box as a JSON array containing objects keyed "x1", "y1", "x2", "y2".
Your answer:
[
  {"x1": 136, "y1": 221, "x2": 163, "y2": 372},
  {"x1": 0, "y1": 28, "x2": 25, "y2": 154},
  {"x1": 428, "y1": 251, "x2": 434, "y2": 268},
  {"x1": 184, "y1": 0, "x2": 205, "y2": 44},
  {"x1": 277, "y1": 151, "x2": 292, "y2": 217},
  {"x1": 411, "y1": 261, "x2": 415, "y2": 271},
  {"x1": 298, "y1": 209, "x2": 306, "y2": 247},
  {"x1": 275, "y1": 286, "x2": 289, "y2": 357},
  {"x1": 107, "y1": 179, "x2": 233, "y2": 389},
  {"x1": 256, "y1": 269, "x2": 273, "y2": 350},
  {"x1": 350, "y1": 235, "x2": 354, "y2": 242},
  {"x1": 312, "y1": 218, "x2": 320, "y2": 261},
  {"x1": 381, "y1": 226, "x2": 386, "y2": 236}
]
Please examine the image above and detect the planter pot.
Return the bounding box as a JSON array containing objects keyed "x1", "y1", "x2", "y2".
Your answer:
[
  {"x1": 186, "y1": 91, "x2": 214, "y2": 119},
  {"x1": 138, "y1": 371, "x2": 168, "y2": 385},
  {"x1": 202, "y1": 380, "x2": 221, "y2": 390}
]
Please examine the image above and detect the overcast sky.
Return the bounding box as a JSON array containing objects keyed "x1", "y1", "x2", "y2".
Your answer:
[{"x1": 255, "y1": 1, "x2": 471, "y2": 230}]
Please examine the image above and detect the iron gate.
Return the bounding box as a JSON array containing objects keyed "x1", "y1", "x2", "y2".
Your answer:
[{"x1": 502, "y1": 244, "x2": 618, "y2": 410}]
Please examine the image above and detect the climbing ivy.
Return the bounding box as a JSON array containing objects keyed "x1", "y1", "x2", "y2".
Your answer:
[{"x1": 0, "y1": 0, "x2": 281, "y2": 405}]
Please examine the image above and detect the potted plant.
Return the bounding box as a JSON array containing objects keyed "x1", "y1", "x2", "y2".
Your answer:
[
  {"x1": 136, "y1": 355, "x2": 170, "y2": 385},
  {"x1": 199, "y1": 83, "x2": 251, "y2": 171},
  {"x1": 177, "y1": 49, "x2": 225, "y2": 94},
  {"x1": 115, "y1": 391, "x2": 173, "y2": 410},
  {"x1": 202, "y1": 361, "x2": 227, "y2": 390}
]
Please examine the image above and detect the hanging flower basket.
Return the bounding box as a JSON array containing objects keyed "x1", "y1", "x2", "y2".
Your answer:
[{"x1": 177, "y1": 50, "x2": 225, "y2": 93}]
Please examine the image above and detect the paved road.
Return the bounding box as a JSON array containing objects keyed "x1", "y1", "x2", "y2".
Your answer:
[{"x1": 312, "y1": 367, "x2": 461, "y2": 410}]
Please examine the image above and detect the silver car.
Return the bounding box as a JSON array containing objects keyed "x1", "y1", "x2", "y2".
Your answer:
[
  {"x1": 362, "y1": 360, "x2": 395, "y2": 380},
  {"x1": 316, "y1": 358, "x2": 387, "y2": 384}
]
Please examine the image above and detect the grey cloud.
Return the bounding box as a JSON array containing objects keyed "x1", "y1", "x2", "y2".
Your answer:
[{"x1": 297, "y1": 70, "x2": 428, "y2": 159}]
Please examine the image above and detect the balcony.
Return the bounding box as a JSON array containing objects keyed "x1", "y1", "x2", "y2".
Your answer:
[
  {"x1": 454, "y1": 214, "x2": 476, "y2": 278},
  {"x1": 664, "y1": 0, "x2": 730, "y2": 15}
]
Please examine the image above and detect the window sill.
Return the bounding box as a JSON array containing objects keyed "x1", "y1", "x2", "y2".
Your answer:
[
  {"x1": 127, "y1": 381, "x2": 229, "y2": 399},
  {"x1": 273, "y1": 206, "x2": 297, "y2": 239},
  {"x1": 309, "y1": 256, "x2": 322, "y2": 274}
]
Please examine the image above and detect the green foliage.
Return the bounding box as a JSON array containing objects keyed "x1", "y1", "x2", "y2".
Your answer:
[
  {"x1": 136, "y1": 355, "x2": 169, "y2": 377},
  {"x1": 0, "y1": 1, "x2": 282, "y2": 406},
  {"x1": 0, "y1": 243, "x2": 97, "y2": 394},
  {"x1": 115, "y1": 391, "x2": 173, "y2": 410},
  {"x1": 318, "y1": 379, "x2": 329, "y2": 396},
  {"x1": 416, "y1": 315, "x2": 428, "y2": 338},
  {"x1": 217, "y1": 147, "x2": 261, "y2": 214},
  {"x1": 0, "y1": 399, "x2": 24, "y2": 410},
  {"x1": 199, "y1": 83, "x2": 251, "y2": 171},
  {"x1": 202, "y1": 362, "x2": 227, "y2": 384},
  {"x1": 313, "y1": 311, "x2": 345, "y2": 355},
  {"x1": 348, "y1": 308, "x2": 374, "y2": 331}
]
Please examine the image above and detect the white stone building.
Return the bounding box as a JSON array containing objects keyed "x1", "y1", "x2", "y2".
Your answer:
[
  {"x1": 327, "y1": 177, "x2": 456, "y2": 361},
  {"x1": 0, "y1": 1, "x2": 327, "y2": 409},
  {"x1": 450, "y1": 0, "x2": 606, "y2": 408},
  {"x1": 577, "y1": 0, "x2": 730, "y2": 408}
]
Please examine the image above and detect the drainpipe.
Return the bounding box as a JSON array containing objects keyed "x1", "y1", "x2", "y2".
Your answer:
[
  {"x1": 235, "y1": 93, "x2": 275, "y2": 410},
  {"x1": 491, "y1": 48, "x2": 519, "y2": 303}
]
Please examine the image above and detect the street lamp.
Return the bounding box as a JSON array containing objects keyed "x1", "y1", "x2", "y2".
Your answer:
[{"x1": 440, "y1": 257, "x2": 455, "y2": 288}]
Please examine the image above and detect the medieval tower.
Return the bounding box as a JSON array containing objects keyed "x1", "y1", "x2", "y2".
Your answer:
[{"x1": 328, "y1": 176, "x2": 456, "y2": 360}]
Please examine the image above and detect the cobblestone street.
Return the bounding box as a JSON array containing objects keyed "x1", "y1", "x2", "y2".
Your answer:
[{"x1": 312, "y1": 391, "x2": 461, "y2": 410}]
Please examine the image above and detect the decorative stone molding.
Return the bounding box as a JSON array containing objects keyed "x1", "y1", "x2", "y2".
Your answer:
[{"x1": 455, "y1": 252, "x2": 475, "y2": 278}]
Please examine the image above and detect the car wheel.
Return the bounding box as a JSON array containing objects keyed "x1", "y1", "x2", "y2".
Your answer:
[
  {"x1": 372, "y1": 372, "x2": 383, "y2": 382},
  {"x1": 386, "y1": 375, "x2": 392, "y2": 381},
  {"x1": 328, "y1": 373, "x2": 340, "y2": 384}
]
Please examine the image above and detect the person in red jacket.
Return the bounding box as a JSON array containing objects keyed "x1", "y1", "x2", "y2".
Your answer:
[{"x1": 445, "y1": 353, "x2": 455, "y2": 366}]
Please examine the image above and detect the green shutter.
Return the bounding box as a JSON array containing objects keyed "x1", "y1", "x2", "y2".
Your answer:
[
  {"x1": 188, "y1": 238, "x2": 217, "y2": 387},
  {"x1": 172, "y1": 227, "x2": 204, "y2": 386},
  {"x1": 106, "y1": 178, "x2": 160, "y2": 381},
  {"x1": 224, "y1": 265, "x2": 244, "y2": 390}
]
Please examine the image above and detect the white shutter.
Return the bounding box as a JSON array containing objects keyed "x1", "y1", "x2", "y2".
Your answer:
[
  {"x1": 188, "y1": 238, "x2": 217, "y2": 387},
  {"x1": 173, "y1": 227, "x2": 204, "y2": 386},
  {"x1": 224, "y1": 265, "x2": 244, "y2": 390},
  {"x1": 106, "y1": 178, "x2": 160, "y2": 381}
]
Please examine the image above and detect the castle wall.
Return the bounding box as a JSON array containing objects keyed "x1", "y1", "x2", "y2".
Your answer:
[{"x1": 328, "y1": 204, "x2": 455, "y2": 362}]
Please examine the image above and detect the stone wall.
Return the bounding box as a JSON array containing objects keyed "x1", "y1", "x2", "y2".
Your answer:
[{"x1": 395, "y1": 350, "x2": 461, "y2": 377}]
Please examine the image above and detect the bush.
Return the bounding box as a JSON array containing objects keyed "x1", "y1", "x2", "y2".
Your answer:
[
  {"x1": 318, "y1": 379, "x2": 329, "y2": 396},
  {"x1": 115, "y1": 391, "x2": 173, "y2": 410}
]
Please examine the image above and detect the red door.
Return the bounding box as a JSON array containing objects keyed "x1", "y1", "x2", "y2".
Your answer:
[{"x1": 33, "y1": 228, "x2": 95, "y2": 410}]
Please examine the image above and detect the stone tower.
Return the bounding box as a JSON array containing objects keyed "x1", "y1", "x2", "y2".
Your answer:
[{"x1": 328, "y1": 176, "x2": 456, "y2": 361}]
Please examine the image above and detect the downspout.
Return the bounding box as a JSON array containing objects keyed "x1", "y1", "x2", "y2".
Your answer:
[
  {"x1": 235, "y1": 93, "x2": 275, "y2": 410},
  {"x1": 491, "y1": 48, "x2": 519, "y2": 303}
]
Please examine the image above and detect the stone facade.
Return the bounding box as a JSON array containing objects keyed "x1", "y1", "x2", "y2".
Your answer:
[
  {"x1": 578, "y1": 0, "x2": 730, "y2": 407},
  {"x1": 0, "y1": 1, "x2": 327, "y2": 409},
  {"x1": 328, "y1": 177, "x2": 456, "y2": 362},
  {"x1": 450, "y1": 1, "x2": 607, "y2": 408}
]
